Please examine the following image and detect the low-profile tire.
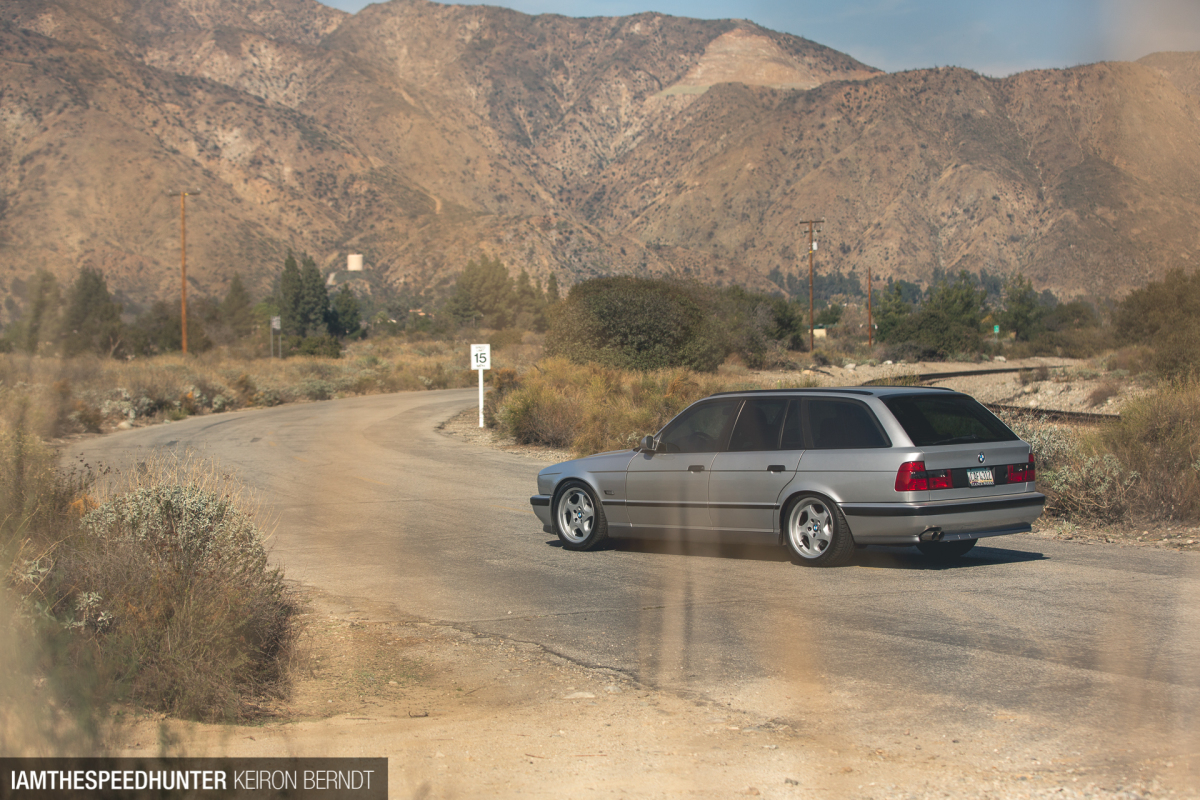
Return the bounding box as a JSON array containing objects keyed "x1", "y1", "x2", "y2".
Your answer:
[
  {"x1": 553, "y1": 480, "x2": 608, "y2": 551},
  {"x1": 783, "y1": 493, "x2": 855, "y2": 567},
  {"x1": 916, "y1": 538, "x2": 977, "y2": 561}
]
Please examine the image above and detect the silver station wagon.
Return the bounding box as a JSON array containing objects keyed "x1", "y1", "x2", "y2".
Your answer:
[{"x1": 529, "y1": 387, "x2": 1045, "y2": 566}]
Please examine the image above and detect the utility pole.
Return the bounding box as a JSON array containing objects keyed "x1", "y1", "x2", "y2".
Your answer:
[
  {"x1": 168, "y1": 190, "x2": 200, "y2": 353},
  {"x1": 868, "y1": 265, "x2": 873, "y2": 347},
  {"x1": 798, "y1": 218, "x2": 824, "y2": 351}
]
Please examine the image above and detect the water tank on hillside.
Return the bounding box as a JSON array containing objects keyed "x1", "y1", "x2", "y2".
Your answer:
[{"x1": 348, "y1": 254, "x2": 364, "y2": 272}]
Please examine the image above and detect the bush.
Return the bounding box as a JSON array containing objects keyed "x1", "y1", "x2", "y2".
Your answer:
[
  {"x1": 66, "y1": 482, "x2": 295, "y2": 720},
  {"x1": 1000, "y1": 413, "x2": 1137, "y2": 522},
  {"x1": 1099, "y1": 379, "x2": 1200, "y2": 519},
  {"x1": 1114, "y1": 269, "x2": 1200, "y2": 377},
  {"x1": 547, "y1": 278, "x2": 726, "y2": 372},
  {"x1": 492, "y1": 358, "x2": 817, "y2": 456}
]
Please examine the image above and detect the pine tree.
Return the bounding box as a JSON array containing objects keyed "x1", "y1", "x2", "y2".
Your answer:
[
  {"x1": 220, "y1": 272, "x2": 256, "y2": 339},
  {"x1": 298, "y1": 254, "x2": 329, "y2": 337},
  {"x1": 445, "y1": 256, "x2": 515, "y2": 328},
  {"x1": 546, "y1": 273, "x2": 560, "y2": 303},
  {"x1": 279, "y1": 252, "x2": 303, "y2": 336},
  {"x1": 329, "y1": 285, "x2": 362, "y2": 339},
  {"x1": 61, "y1": 267, "x2": 124, "y2": 357},
  {"x1": 18, "y1": 270, "x2": 60, "y2": 355}
]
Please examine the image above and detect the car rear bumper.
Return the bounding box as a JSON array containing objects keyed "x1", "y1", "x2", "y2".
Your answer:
[{"x1": 840, "y1": 492, "x2": 1045, "y2": 545}]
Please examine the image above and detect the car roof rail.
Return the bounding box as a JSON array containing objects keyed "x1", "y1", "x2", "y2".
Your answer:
[{"x1": 707, "y1": 388, "x2": 876, "y2": 397}]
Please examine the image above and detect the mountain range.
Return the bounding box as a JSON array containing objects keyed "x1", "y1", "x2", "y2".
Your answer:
[{"x1": 1, "y1": 0, "x2": 1198, "y2": 316}]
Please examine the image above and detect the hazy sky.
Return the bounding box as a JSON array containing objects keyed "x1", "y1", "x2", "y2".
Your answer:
[{"x1": 316, "y1": 0, "x2": 1200, "y2": 76}]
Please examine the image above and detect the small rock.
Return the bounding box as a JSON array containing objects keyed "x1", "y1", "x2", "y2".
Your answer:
[
  {"x1": 785, "y1": 778, "x2": 800, "y2": 785},
  {"x1": 117, "y1": 421, "x2": 133, "y2": 430},
  {"x1": 883, "y1": 360, "x2": 893, "y2": 365},
  {"x1": 993, "y1": 355, "x2": 1007, "y2": 363},
  {"x1": 844, "y1": 363, "x2": 856, "y2": 371},
  {"x1": 564, "y1": 691, "x2": 595, "y2": 699}
]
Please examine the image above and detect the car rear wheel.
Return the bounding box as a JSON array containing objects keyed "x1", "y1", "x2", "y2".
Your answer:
[
  {"x1": 553, "y1": 481, "x2": 608, "y2": 551},
  {"x1": 916, "y1": 538, "x2": 977, "y2": 560},
  {"x1": 784, "y1": 494, "x2": 855, "y2": 567}
]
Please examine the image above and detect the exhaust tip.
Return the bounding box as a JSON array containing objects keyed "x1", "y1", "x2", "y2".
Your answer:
[{"x1": 919, "y1": 528, "x2": 944, "y2": 542}]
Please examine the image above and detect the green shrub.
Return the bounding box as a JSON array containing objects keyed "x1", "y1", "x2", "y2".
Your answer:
[
  {"x1": 1040, "y1": 454, "x2": 1138, "y2": 521},
  {"x1": 494, "y1": 358, "x2": 771, "y2": 455},
  {"x1": 546, "y1": 278, "x2": 726, "y2": 372},
  {"x1": 1099, "y1": 380, "x2": 1200, "y2": 519},
  {"x1": 69, "y1": 484, "x2": 295, "y2": 720},
  {"x1": 1114, "y1": 269, "x2": 1200, "y2": 377}
]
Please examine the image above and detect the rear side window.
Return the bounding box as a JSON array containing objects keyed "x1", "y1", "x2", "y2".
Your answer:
[
  {"x1": 807, "y1": 399, "x2": 890, "y2": 449},
  {"x1": 727, "y1": 398, "x2": 789, "y2": 451},
  {"x1": 882, "y1": 394, "x2": 1018, "y2": 446}
]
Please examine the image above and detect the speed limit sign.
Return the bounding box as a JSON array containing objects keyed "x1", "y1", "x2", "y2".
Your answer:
[
  {"x1": 471, "y1": 344, "x2": 491, "y2": 428},
  {"x1": 470, "y1": 343, "x2": 491, "y2": 370}
]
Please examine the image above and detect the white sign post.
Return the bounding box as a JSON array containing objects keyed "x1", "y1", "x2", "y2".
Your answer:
[{"x1": 471, "y1": 344, "x2": 491, "y2": 427}]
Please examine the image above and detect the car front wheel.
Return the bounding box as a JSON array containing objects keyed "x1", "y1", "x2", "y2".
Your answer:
[
  {"x1": 916, "y1": 538, "x2": 977, "y2": 560},
  {"x1": 783, "y1": 494, "x2": 855, "y2": 567},
  {"x1": 553, "y1": 481, "x2": 608, "y2": 551}
]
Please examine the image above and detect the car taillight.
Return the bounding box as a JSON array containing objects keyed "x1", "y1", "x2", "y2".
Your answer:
[
  {"x1": 1007, "y1": 454, "x2": 1036, "y2": 484},
  {"x1": 895, "y1": 462, "x2": 952, "y2": 492}
]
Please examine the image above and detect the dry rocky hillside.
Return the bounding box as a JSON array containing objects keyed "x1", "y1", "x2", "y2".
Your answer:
[{"x1": 0, "y1": 0, "x2": 1198, "y2": 313}]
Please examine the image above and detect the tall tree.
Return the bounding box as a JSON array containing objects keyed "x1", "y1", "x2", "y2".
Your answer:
[
  {"x1": 1000, "y1": 274, "x2": 1045, "y2": 342},
  {"x1": 17, "y1": 270, "x2": 60, "y2": 355},
  {"x1": 298, "y1": 254, "x2": 329, "y2": 337},
  {"x1": 61, "y1": 267, "x2": 124, "y2": 357},
  {"x1": 220, "y1": 272, "x2": 256, "y2": 339},
  {"x1": 279, "y1": 252, "x2": 303, "y2": 336},
  {"x1": 513, "y1": 269, "x2": 546, "y2": 331},
  {"x1": 445, "y1": 255, "x2": 515, "y2": 328},
  {"x1": 329, "y1": 285, "x2": 362, "y2": 339}
]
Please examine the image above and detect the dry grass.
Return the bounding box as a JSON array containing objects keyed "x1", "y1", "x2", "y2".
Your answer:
[
  {"x1": 0, "y1": 337, "x2": 527, "y2": 439},
  {"x1": 492, "y1": 357, "x2": 818, "y2": 456},
  {"x1": 1100, "y1": 378, "x2": 1200, "y2": 520}
]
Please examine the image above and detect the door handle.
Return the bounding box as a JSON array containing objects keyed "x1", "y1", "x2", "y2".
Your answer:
[
  {"x1": 767, "y1": 464, "x2": 786, "y2": 472},
  {"x1": 688, "y1": 465, "x2": 705, "y2": 473}
]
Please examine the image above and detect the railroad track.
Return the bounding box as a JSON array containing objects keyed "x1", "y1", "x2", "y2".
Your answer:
[{"x1": 860, "y1": 366, "x2": 1121, "y2": 425}]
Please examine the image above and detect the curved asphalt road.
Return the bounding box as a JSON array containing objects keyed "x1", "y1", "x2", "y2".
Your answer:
[{"x1": 72, "y1": 389, "x2": 1200, "y2": 776}]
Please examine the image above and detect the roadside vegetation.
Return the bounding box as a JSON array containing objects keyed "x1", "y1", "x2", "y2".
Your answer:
[{"x1": 0, "y1": 255, "x2": 1197, "y2": 744}]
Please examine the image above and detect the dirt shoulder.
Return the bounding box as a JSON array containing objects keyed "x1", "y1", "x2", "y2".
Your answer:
[{"x1": 112, "y1": 583, "x2": 1192, "y2": 800}]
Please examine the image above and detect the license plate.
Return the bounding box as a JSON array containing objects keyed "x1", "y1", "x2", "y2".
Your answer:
[{"x1": 967, "y1": 467, "x2": 994, "y2": 487}]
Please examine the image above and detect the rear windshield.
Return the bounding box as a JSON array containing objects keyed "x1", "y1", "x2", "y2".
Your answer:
[{"x1": 881, "y1": 394, "x2": 1018, "y2": 447}]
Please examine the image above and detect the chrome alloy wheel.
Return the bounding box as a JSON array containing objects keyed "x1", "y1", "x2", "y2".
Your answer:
[
  {"x1": 788, "y1": 498, "x2": 833, "y2": 559},
  {"x1": 556, "y1": 486, "x2": 596, "y2": 545}
]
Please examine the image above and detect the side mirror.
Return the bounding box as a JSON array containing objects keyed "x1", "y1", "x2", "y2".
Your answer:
[{"x1": 639, "y1": 434, "x2": 657, "y2": 452}]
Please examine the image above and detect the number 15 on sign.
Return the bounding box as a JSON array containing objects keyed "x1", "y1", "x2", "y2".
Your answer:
[{"x1": 471, "y1": 344, "x2": 491, "y2": 427}]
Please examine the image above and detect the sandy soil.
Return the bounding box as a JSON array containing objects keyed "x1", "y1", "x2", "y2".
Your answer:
[{"x1": 109, "y1": 363, "x2": 1196, "y2": 799}]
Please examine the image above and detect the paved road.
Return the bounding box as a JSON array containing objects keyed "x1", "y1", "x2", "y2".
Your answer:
[{"x1": 73, "y1": 389, "x2": 1200, "y2": 777}]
